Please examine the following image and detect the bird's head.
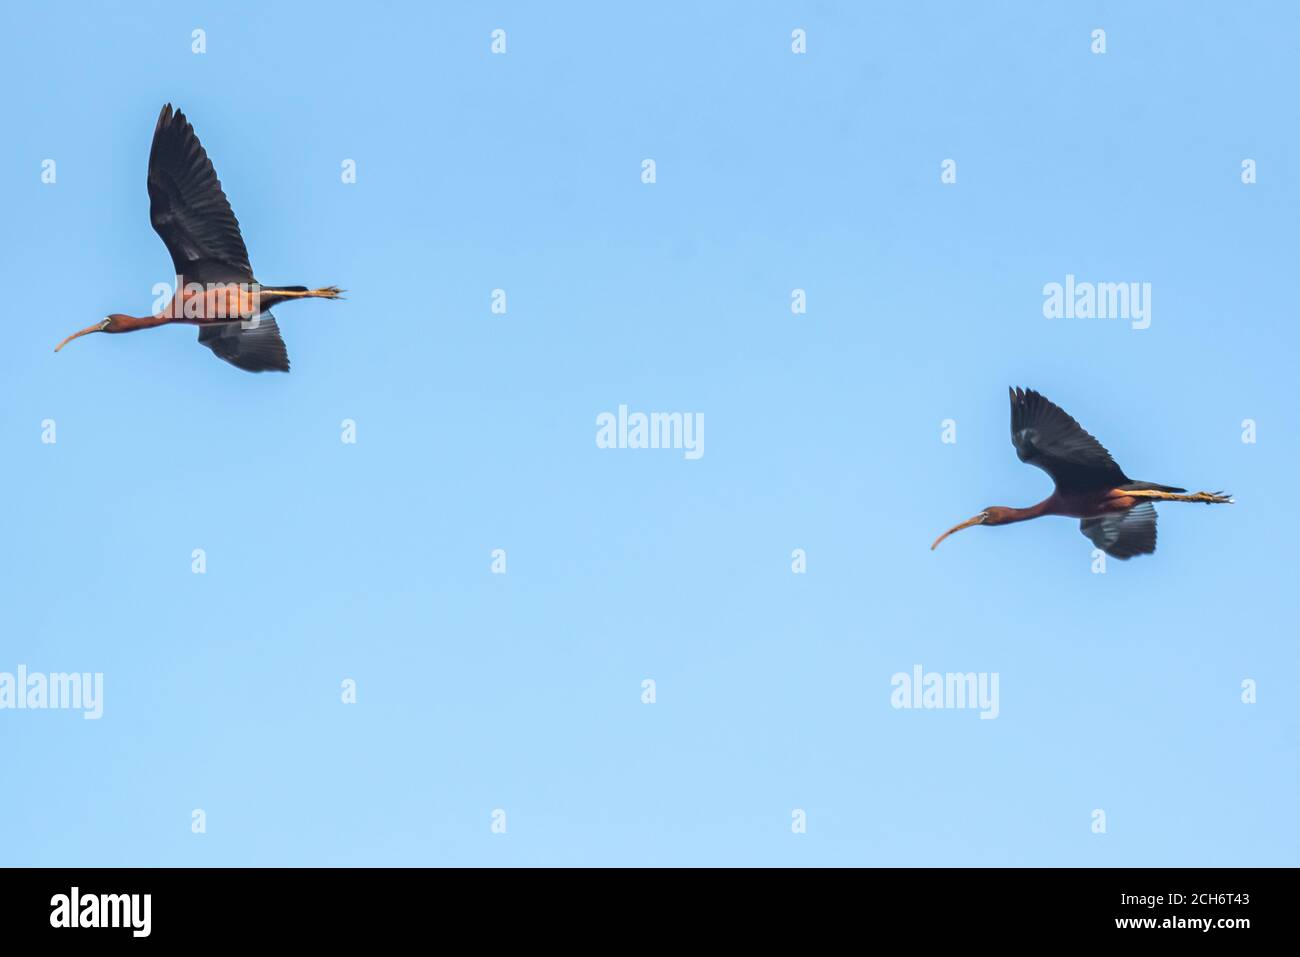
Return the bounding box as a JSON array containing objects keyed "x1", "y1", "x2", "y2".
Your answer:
[
  {"x1": 54, "y1": 314, "x2": 130, "y2": 352},
  {"x1": 930, "y1": 506, "x2": 1017, "y2": 550}
]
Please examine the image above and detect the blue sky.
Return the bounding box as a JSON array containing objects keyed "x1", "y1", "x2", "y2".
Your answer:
[{"x1": 0, "y1": 1, "x2": 1296, "y2": 866}]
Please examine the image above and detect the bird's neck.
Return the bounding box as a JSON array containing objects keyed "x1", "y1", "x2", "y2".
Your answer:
[
  {"x1": 1001, "y1": 497, "x2": 1056, "y2": 523},
  {"x1": 115, "y1": 313, "x2": 172, "y2": 332}
]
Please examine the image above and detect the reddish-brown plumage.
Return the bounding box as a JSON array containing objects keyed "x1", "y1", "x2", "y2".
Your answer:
[{"x1": 983, "y1": 487, "x2": 1143, "y2": 525}]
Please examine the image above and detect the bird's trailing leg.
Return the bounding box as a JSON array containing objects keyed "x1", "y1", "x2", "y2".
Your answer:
[
  {"x1": 1124, "y1": 489, "x2": 1234, "y2": 505},
  {"x1": 261, "y1": 286, "x2": 345, "y2": 300},
  {"x1": 246, "y1": 285, "x2": 345, "y2": 312}
]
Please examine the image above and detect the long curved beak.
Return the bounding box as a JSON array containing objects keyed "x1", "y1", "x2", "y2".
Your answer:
[
  {"x1": 54, "y1": 320, "x2": 109, "y2": 353},
  {"x1": 930, "y1": 513, "x2": 986, "y2": 550}
]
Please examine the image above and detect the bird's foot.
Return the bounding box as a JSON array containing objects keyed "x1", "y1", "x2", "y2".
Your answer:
[{"x1": 1193, "y1": 490, "x2": 1234, "y2": 504}]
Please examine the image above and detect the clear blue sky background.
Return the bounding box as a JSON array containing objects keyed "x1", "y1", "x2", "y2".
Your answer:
[{"x1": 1, "y1": 2, "x2": 1296, "y2": 866}]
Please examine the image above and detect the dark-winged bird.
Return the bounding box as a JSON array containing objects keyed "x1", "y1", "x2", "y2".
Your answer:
[
  {"x1": 55, "y1": 104, "x2": 341, "y2": 372},
  {"x1": 931, "y1": 388, "x2": 1232, "y2": 559}
]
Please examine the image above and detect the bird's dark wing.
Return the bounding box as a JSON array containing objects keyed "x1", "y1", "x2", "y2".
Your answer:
[
  {"x1": 1079, "y1": 502, "x2": 1157, "y2": 560},
  {"x1": 148, "y1": 104, "x2": 254, "y2": 285},
  {"x1": 1010, "y1": 387, "x2": 1128, "y2": 492},
  {"x1": 197, "y1": 313, "x2": 289, "y2": 373}
]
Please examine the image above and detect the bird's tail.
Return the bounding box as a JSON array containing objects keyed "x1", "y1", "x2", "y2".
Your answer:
[{"x1": 1121, "y1": 480, "x2": 1186, "y2": 494}]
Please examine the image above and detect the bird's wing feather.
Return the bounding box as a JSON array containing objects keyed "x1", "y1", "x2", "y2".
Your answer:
[
  {"x1": 1079, "y1": 502, "x2": 1157, "y2": 559},
  {"x1": 197, "y1": 312, "x2": 289, "y2": 373},
  {"x1": 1009, "y1": 387, "x2": 1128, "y2": 491},
  {"x1": 148, "y1": 104, "x2": 254, "y2": 284}
]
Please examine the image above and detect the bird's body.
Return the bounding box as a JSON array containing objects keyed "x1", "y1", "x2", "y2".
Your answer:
[
  {"x1": 55, "y1": 104, "x2": 340, "y2": 372},
  {"x1": 931, "y1": 388, "x2": 1231, "y2": 559}
]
